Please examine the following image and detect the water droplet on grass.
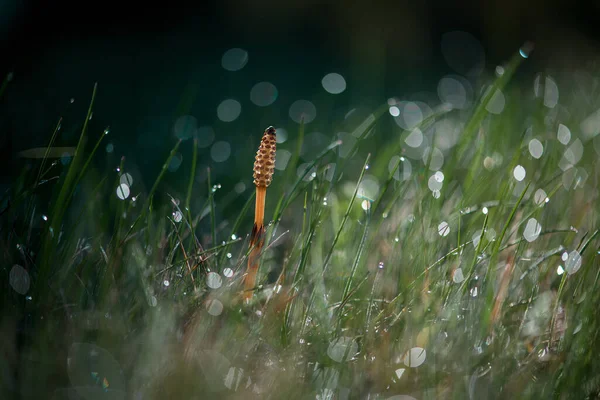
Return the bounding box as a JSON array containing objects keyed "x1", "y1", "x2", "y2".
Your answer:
[
  {"x1": 395, "y1": 368, "x2": 406, "y2": 379},
  {"x1": 453, "y1": 268, "x2": 464, "y2": 283},
  {"x1": 557, "y1": 124, "x2": 571, "y2": 145},
  {"x1": 565, "y1": 251, "x2": 582, "y2": 275},
  {"x1": 211, "y1": 141, "x2": 231, "y2": 162},
  {"x1": 405, "y1": 128, "x2": 423, "y2": 148},
  {"x1": 321, "y1": 73, "x2": 346, "y2": 94},
  {"x1": 119, "y1": 173, "x2": 133, "y2": 187},
  {"x1": 523, "y1": 218, "x2": 542, "y2": 242},
  {"x1": 438, "y1": 221, "x2": 450, "y2": 237},
  {"x1": 403, "y1": 347, "x2": 426, "y2": 367},
  {"x1": 206, "y1": 272, "x2": 223, "y2": 289},
  {"x1": 534, "y1": 189, "x2": 547, "y2": 205},
  {"x1": 10, "y1": 265, "x2": 30, "y2": 294},
  {"x1": 513, "y1": 165, "x2": 526, "y2": 181},
  {"x1": 250, "y1": 82, "x2": 278, "y2": 106},
  {"x1": 361, "y1": 200, "x2": 371, "y2": 211},
  {"x1": 217, "y1": 99, "x2": 241, "y2": 122},
  {"x1": 327, "y1": 337, "x2": 358, "y2": 362},
  {"x1": 116, "y1": 184, "x2": 130, "y2": 200},
  {"x1": 289, "y1": 100, "x2": 317, "y2": 124},
  {"x1": 528, "y1": 139, "x2": 544, "y2": 159},
  {"x1": 484, "y1": 87, "x2": 505, "y2": 114},
  {"x1": 564, "y1": 139, "x2": 584, "y2": 165},
  {"x1": 173, "y1": 115, "x2": 197, "y2": 140},
  {"x1": 428, "y1": 174, "x2": 443, "y2": 191},
  {"x1": 222, "y1": 48, "x2": 248, "y2": 71},
  {"x1": 207, "y1": 299, "x2": 224, "y2": 316},
  {"x1": 172, "y1": 211, "x2": 183, "y2": 223},
  {"x1": 437, "y1": 75, "x2": 470, "y2": 109}
]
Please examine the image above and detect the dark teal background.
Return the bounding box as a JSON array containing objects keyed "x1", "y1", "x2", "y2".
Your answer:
[{"x1": 1, "y1": 0, "x2": 599, "y2": 193}]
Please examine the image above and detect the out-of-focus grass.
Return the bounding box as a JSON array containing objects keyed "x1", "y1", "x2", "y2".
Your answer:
[{"x1": 1, "y1": 45, "x2": 600, "y2": 400}]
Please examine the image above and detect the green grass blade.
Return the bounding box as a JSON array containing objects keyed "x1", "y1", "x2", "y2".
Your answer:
[{"x1": 322, "y1": 153, "x2": 371, "y2": 275}]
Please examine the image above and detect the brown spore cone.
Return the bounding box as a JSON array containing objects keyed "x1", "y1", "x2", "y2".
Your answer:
[{"x1": 253, "y1": 126, "x2": 276, "y2": 187}]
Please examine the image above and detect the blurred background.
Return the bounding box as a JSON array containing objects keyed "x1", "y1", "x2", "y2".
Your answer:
[{"x1": 1, "y1": 0, "x2": 600, "y2": 195}]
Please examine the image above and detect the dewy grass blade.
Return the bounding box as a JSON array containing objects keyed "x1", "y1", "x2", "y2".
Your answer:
[
  {"x1": 340, "y1": 208, "x2": 371, "y2": 312},
  {"x1": 207, "y1": 167, "x2": 217, "y2": 247},
  {"x1": 493, "y1": 181, "x2": 531, "y2": 256},
  {"x1": 282, "y1": 120, "x2": 304, "y2": 190},
  {"x1": 185, "y1": 137, "x2": 199, "y2": 224},
  {"x1": 322, "y1": 153, "x2": 371, "y2": 276},
  {"x1": 272, "y1": 139, "x2": 341, "y2": 225},
  {"x1": 122, "y1": 139, "x2": 182, "y2": 242},
  {"x1": 460, "y1": 211, "x2": 489, "y2": 294},
  {"x1": 35, "y1": 83, "x2": 98, "y2": 302},
  {"x1": 36, "y1": 118, "x2": 63, "y2": 187},
  {"x1": 217, "y1": 191, "x2": 255, "y2": 268},
  {"x1": 371, "y1": 154, "x2": 401, "y2": 215}
]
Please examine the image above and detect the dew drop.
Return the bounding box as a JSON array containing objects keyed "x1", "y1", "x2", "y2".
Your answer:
[
  {"x1": 321, "y1": 73, "x2": 347, "y2": 94},
  {"x1": 119, "y1": 173, "x2": 133, "y2": 187},
  {"x1": 116, "y1": 184, "x2": 130, "y2": 200},
  {"x1": 172, "y1": 211, "x2": 183, "y2": 223},
  {"x1": 206, "y1": 272, "x2": 223, "y2": 289},
  {"x1": 221, "y1": 48, "x2": 248, "y2": 71},
  {"x1": 217, "y1": 99, "x2": 241, "y2": 122},
  {"x1": 513, "y1": 165, "x2": 526, "y2": 181},
  {"x1": 438, "y1": 221, "x2": 450, "y2": 237},
  {"x1": 523, "y1": 218, "x2": 541, "y2": 242},
  {"x1": 10, "y1": 265, "x2": 30, "y2": 295},
  {"x1": 402, "y1": 347, "x2": 426, "y2": 368},
  {"x1": 453, "y1": 268, "x2": 464, "y2": 283},
  {"x1": 534, "y1": 189, "x2": 547, "y2": 205},
  {"x1": 557, "y1": 124, "x2": 571, "y2": 145},
  {"x1": 250, "y1": 82, "x2": 278, "y2": 107},
  {"x1": 361, "y1": 200, "x2": 371, "y2": 211},
  {"x1": 327, "y1": 337, "x2": 358, "y2": 362},
  {"x1": 207, "y1": 299, "x2": 224, "y2": 316},
  {"x1": 528, "y1": 139, "x2": 544, "y2": 159},
  {"x1": 289, "y1": 100, "x2": 317, "y2": 124},
  {"x1": 565, "y1": 251, "x2": 582, "y2": 275},
  {"x1": 405, "y1": 128, "x2": 423, "y2": 148}
]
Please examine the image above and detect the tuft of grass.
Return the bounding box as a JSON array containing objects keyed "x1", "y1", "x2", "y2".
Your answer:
[{"x1": 1, "y1": 44, "x2": 600, "y2": 400}]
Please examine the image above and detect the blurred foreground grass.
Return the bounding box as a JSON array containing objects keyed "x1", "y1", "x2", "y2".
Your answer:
[{"x1": 1, "y1": 45, "x2": 600, "y2": 400}]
